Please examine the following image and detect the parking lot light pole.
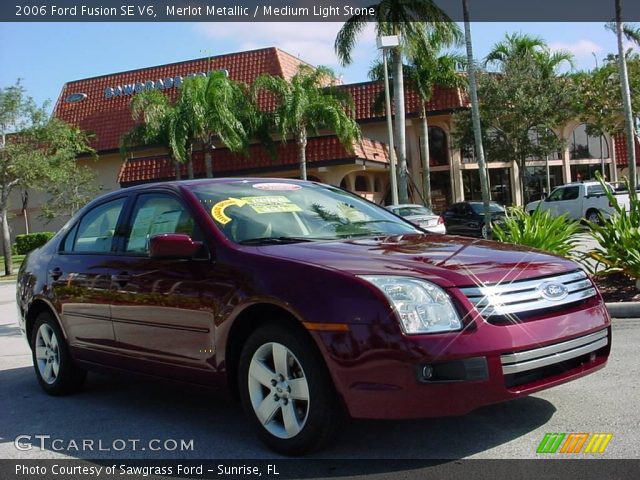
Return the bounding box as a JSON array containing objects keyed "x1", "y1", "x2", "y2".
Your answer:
[{"x1": 377, "y1": 35, "x2": 400, "y2": 205}]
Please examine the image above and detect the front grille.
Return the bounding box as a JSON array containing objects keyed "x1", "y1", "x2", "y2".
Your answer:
[
  {"x1": 500, "y1": 329, "x2": 608, "y2": 375},
  {"x1": 459, "y1": 270, "x2": 596, "y2": 319}
]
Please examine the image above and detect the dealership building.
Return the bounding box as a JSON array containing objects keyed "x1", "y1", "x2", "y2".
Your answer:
[{"x1": 7, "y1": 46, "x2": 639, "y2": 235}]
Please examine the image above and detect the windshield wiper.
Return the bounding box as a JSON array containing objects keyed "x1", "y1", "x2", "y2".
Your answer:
[{"x1": 238, "y1": 236, "x2": 316, "y2": 245}]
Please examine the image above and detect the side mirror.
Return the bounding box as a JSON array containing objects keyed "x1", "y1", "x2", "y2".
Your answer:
[{"x1": 149, "y1": 234, "x2": 203, "y2": 259}]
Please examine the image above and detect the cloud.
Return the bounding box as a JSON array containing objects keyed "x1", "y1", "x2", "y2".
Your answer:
[
  {"x1": 193, "y1": 22, "x2": 377, "y2": 68},
  {"x1": 548, "y1": 39, "x2": 604, "y2": 57}
]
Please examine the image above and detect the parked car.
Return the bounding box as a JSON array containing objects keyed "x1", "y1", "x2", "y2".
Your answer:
[
  {"x1": 17, "y1": 179, "x2": 610, "y2": 455},
  {"x1": 442, "y1": 201, "x2": 506, "y2": 238},
  {"x1": 525, "y1": 181, "x2": 632, "y2": 224},
  {"x1": 385, "y1": 204, "x2": 446, "y2": 234}
]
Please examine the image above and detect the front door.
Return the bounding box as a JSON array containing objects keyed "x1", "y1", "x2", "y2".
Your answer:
[{"x1": 108, "y1": 192, "x2": 231, "y2": 385}]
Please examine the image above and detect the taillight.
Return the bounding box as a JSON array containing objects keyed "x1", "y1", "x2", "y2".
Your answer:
[{"x1": 438, "y1": 216, "x2": 445, "y2": 224}]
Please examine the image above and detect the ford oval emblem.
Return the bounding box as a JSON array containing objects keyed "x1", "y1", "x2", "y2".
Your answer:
[
  {"x1": 65, "y1": 93, "x2": 87, "y2": 103},
  {"x1": 538, "y1": 282, "x2": 569, "y2": 301}
]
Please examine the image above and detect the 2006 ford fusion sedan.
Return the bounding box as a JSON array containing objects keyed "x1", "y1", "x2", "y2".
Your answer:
[{"x1": 17, "y1": 178, "x2": 611, "y2": 455}]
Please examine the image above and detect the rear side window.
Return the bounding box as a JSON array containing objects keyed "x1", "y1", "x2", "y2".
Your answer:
[{"x1": 69, "y1": 198, "x2": 126, "y2": 253}]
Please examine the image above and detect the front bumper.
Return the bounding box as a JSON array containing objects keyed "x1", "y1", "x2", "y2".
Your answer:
[{"x1": 315, "y1": 300, "x2": 611, "y2": 419}]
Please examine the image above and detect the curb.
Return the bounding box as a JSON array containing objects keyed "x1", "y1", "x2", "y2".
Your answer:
[{"x1": 606, "y1": 302, "x2": 640, "y2": 319}]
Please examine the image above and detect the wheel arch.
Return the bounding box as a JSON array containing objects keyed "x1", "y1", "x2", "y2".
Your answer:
[
  {"x1": 224, "y1": 303, "x2": 328, "y2": 400},
  {"x1": 25, "y1": 298, "x2": 65, "y2": 347}
]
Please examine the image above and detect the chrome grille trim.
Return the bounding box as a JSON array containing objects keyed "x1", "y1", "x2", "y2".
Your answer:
[
  {"x1": 501, "y1": 329, "x2": 608, "y2": 375},
  {"x1": 459, "y1": 270, "x2": 596, "y2": 317}
]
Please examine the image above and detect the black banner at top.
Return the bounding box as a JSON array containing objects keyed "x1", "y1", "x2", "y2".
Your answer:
[{"x1": 3, "y1": 0, "x2": 640, "y2": 22}]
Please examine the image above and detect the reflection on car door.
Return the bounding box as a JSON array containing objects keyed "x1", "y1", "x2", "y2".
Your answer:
[
  {"x1": 49, "y1": 197, "x2": 127, "y2": 357},
  {"x1": 108, "y1": 192, "x2": 233, "y2": 386}
]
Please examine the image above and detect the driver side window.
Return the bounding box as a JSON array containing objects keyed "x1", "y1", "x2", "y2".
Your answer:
[
  {"x1": 125, "y1": 194, "x2": 202, "y2": 254},
  {"x1": 547, "y1": 188, "x2": 564, "y2": 202}
]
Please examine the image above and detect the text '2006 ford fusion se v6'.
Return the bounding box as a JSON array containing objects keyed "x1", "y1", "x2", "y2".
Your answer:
[{"x1": 16, "y1": 179, "x2": 610, "y2": 455}]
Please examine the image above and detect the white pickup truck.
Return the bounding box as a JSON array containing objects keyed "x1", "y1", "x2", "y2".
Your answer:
[{"x1": 525, "y1": 181, "x2": 632, "y2": 223}]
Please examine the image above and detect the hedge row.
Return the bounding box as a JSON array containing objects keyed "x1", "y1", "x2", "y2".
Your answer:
[{"x1": 14, "y1": 232, "x2": 55, "y2": 255}]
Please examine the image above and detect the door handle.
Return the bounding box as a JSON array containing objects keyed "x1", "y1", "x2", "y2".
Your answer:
[
  {"x1": 48, "y1": 267, "x2": 62, "y2": 280},
  {"x1": 111, "y1": 272, "x2": 131, "y2": 287}
]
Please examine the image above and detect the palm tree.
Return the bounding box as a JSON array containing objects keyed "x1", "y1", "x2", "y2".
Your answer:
[
  {"x1": 462, "y1": 0, "x2": 492, "y2": 238},
  {"x1": 123, "y1": 72, "x2": 256, "y2": 180},
  {"x1": 121, "y1": 89, "x2": 183, "y2": 180},
  {"x1": 335, "y1": 0, "x2": 460, "y2": 203},
  {"x1": 614, "y1": 0, "x2": 638, "y2": 191},
  {"x1": 485, "y1": 32, "x2": 574, "y2": 77},
  {"x1": 252, "y1": 65, "x2": 361, "y2": 180},
  {"x1": 369, "y1": 41, "x2": 465, "y2": 207},
  {"x1": 173, "y1": 72, "x2": 253, "y2": 179}
]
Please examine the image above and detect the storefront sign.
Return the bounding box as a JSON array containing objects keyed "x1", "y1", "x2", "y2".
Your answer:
[{"x1": 104, "y1": 69, "x2": 228, "y2": 99}]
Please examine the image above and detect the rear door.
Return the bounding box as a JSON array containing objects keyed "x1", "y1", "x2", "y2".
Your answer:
[
  {"x1": 560, "y1": 185, "x2": 582, "y2": 219},
  {"x1": 49, "y1": 196, "x2": 129, "y2": 355}
]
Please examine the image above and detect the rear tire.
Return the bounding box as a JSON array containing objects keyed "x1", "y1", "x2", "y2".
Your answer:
[
  {"x1": 238, "y1": 324, "x2": 343, "y2": 455},
  {"x1": 30, "y1": 312, "x2": 86, "y2": 395},
  {"x1": 586, "y1": 209, "x2": 602, "y2": 225}
]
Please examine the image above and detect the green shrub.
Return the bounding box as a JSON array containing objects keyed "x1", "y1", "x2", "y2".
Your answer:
[
  {"x1": 14, "y1": 232, "x2": 55, "y2": 255},
  {"x1": 493, "y1": 207, "x2": 582, "y2": 257},
  {"x1": 587, "y1": 174, "x2": 640, "y2": 280}
]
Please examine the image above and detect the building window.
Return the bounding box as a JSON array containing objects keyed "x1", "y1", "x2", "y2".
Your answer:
[
  {"x1": 354, "y1": 175, "x2": 368, "y2": 192},
  {"x1": 570, "y1": 164, "x2": 607, "y2": 182},
  {"x1": 462, "y1": 168, "x2": 512, "y2": 206},
  {"x1": 524, "y1": 165, "x2": 564, "y2": 202},
  {"x1": 570, "y1": 124, "x2": 609, "y2": 160},
  {"x1": 421, "y1": 126, "x2": 449, "y2": 166},
  {"x1": 527, "y1": 127, "x2": 562, "y2": 161},
  {"x1": 429, "y1": 171, "x2": 452, "y2": 212}
]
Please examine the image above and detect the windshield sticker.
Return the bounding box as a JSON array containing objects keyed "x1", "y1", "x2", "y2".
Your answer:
[
  {"x1": 241, "y1": 196, "x2": 303, "y2": 214},
  {"x1": 252, "y1": 182, "x2": 302, "y2": 191},
  {"x1": 211, "y1": 197, "x2": 248, "y2": 224}
]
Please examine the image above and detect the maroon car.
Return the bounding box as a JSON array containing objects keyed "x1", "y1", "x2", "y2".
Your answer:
[{"x1": 16, "y1": 178, "x2": 610, "y2": 455}]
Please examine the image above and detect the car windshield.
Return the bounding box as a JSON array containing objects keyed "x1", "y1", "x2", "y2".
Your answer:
[
  {"x1": 190, "y1": 181, "x2": 421, "y2": 244},
  {"x1": 393, "y1": 206, "x2": 434, "y2": 217},
  {"x1": 470, "y1": 203, "x2": 505, "y2": 214}
]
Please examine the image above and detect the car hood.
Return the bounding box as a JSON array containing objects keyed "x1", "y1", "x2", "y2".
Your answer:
[{"x1": 257, "y1": 234, "x2": 578, "y2": 288}]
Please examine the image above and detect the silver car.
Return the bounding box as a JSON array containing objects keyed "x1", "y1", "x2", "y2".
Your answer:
[{"x1": 386, "y1": 204, "x2": 447, "y2": 234}]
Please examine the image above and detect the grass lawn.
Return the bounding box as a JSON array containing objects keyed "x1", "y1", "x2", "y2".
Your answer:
[{"x1": 0, "y1": 254, "x2": 26, "y2": 280}]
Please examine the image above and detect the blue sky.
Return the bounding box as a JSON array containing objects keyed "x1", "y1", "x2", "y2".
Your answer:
[{"x1": 0, "y1": 22, "x2": 634, "y2": 111}]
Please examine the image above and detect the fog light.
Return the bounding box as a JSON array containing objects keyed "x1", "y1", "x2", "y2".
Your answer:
[{"x1": 422, "y1": 364, "x2": 433, "y2": 380}]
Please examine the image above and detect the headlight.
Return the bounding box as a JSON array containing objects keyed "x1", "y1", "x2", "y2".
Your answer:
[{"x1": 360, "y1": 276, "x2": 462, "y2": 334}]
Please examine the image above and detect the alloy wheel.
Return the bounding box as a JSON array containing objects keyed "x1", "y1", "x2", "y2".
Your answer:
[
  {"x1": 247, "y1": 342, "x2": 310, "y2": 439},
  {"x1": 35, "y1": 323, "x2": 60, "y2": 385}
]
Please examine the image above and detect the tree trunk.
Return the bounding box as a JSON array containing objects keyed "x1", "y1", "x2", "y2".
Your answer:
[
  {"x1": 392, "y1": 47, "x2": 409, "y2": 204},
  {"x1": 204, "y1": 149, "x2": 213, "y2": 178},
  {"x1": 463, "y1": 0, "x2": 492, "y2": 238},
  {"x1": 1, "y1": 206, "x2": 12, "y2": 276},
  {"x1": 419, "y1": 107, "x2": 432, "y2": 208},
  {"x1": 187, "y1": 145, "x2": 194, "y2": 179},
  {"x1": 616, "y1": 0, "x2": 638, "y2": 191},
  {"x1": 297, "y1": 129, "x2": 308, "y2": 180},
  {"x1": 174, "y1": 160, "x2": 182, "y2": 181},
  {"x1": 21, "y1": 190, "x2": 30, "y2": 235}
]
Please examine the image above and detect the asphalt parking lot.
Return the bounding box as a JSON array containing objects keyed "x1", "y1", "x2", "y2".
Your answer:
[{"x1": 0, "y1": 282, "x2": 638, "y2": 462}]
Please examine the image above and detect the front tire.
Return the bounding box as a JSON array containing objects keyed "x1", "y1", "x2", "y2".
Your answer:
[
  {"x1": 238, "y1": 324, "x2": 342, "y2": 455},
  {"x1": 31, "y1": 312, "x2": 86, "y2": 395}
]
